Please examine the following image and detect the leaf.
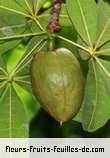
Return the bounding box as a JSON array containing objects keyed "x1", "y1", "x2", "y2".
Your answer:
[
  {"x1": 0, "y1": 12, "x2": 27, "y2": 40},
  {"x1": 82, "y1": 58, "x2": 110, "y2": 132},
  {"x1": 77, "y1": 36, "x2": 91, "y2": 60},
  {"x1": 0, "y1": 23, "x2": 26, "y2": 38},
  {"x1": 96, "y1": 48, "x2": 110, "y2": 56},
  {"x1": 0, "y1": 85, "x2": 29, "y2": 137},
  {"x1": 0, "y1": 40, "x2": 21, "y2": 55},
  {"x1": 13, "y1": 82, "x2": 40, "y2": 121},
  {"x1": 0, "y1": 1, "x2": 45, "y2": 41},
  {"x1": 2, "y1": 41, "x2": 40, "y2": 117},
  {"x1": 95, "y1": 0, "x2": 110, "y2": 49},
  {"x1": 0, "y1": 41, "x2": 41, "y2": 137},
  {"x1": 2, "y1": 44, "x2": 25, "y2": 73},
  {"x1": 56, "y1": 4, "x2": 78, "y2": 54},
  {"x1": 14, "y1": 36, "x2": 46, "y2": 78},
  {"x1": 25, "y1": 36, "x2": 45, "y2": 55},
  {"x1": 0, "y1": 64, "x2": 7, "y2": 96},
  {"x1": 0, "y1": 0, "x2": 29, "y2": 16},
  {"x1": 67, "y1": 0, "x2": 97, "y2": 47},
  {"x1": 73, "y1": 110, "x2": 82, "y2": 123},
  {"x1": 0, "y1": 0, "x2": 47, "y2": 17},
  {"x1": 26, "y1": 20, "x2": 41, "y2": 33},
  {"x1": 27, "y1": 0, "x2": 47, "y2": 13}
]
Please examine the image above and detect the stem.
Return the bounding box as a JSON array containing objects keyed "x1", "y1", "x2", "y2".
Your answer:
[
  {"x1": 47, "y1": 0, "x2": 62, "y2": 33},
  {"x1": 55, "y1": 35, "x2": 90, "y2": 53},
  {"x1": 47, "y1": 33, "x2": 55, "y2": 50},
  {"x1": 0, "y1": 32, "x2": 46, "y2": 40}
]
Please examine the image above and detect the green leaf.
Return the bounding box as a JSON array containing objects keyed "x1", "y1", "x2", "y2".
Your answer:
[
  {"x1": 67, "y1": 0, "x2": 97, "y2": 47},
  {"x1": 0, "y1": 1, "x2": 45, "y2": 41},
  {"x1": 73, "y1": 110, "x2": 82, "y2": 123},
  {"x1": 13, "y1": 82, "x2": 40, "y2": 121},
  {"x1": 82, "y1": 58, "x2": 110, "y2": 132},
  {"x1": 14, "y1": 36, "x2": 46, "y2": 76},
  {"x1": 56, "y1": 4, "x2": 78, "y2": 54},
  {"x1": 96, "y1": 48, "x2": 110, "y2": 56},
  {"x1": 0, "y1": 85, "x2": 29, "y2": 137},
  {"x1": 0, "y1": 59, "x2": 7, "y2": 96},
  {"x1": 25, "y1": 36, "x2": 45, "y2": 55},
  {"x1": 2, "y1": 44, "x2": 25, "y2": 73},
  {"x1": 0, "y1": 0, "x2": 29, "y2": 16},
  {"x1": 27, "y1": 0, "x2": 47, "y2": 13},
  {"x1": 95, "y1": 0, "x2": 110, "y2": 49},
  {"x1": 0, "y1": 0, "x2": 47, "y2": 17},
  {"x1": 0, "y1": 41, "x2": 41, "y2": 137},
  {"x1": 0, "y1": 40, "x2": 21, "y2": 55},
  {"x1": 0, "y1": 12, "x2": 27, "y2": 40}
]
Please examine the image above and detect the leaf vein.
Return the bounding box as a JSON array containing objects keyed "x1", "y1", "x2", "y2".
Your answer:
[{"x1": 76, "y1": 0, "x2": 93, "y2": 48}]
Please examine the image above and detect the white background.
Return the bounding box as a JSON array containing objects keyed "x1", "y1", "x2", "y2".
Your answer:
[{"x1": 0, "y1": 138, "x2": 109, "y2": 158}]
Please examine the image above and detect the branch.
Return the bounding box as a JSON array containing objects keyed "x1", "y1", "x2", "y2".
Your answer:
[{"x1": 47, "y1": 0, "x2": 62, "y2": 33}]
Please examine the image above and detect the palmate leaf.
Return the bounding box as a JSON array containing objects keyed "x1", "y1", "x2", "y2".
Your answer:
[
  {"x1": 0, "y1": 85, "x2": 29, "y2": 137},
  {"x1": 67, "y1": 0, "x2": 97, "y2": 48},
  {"x1": 0, "y1": 0, "x2": 48, "y2": 55},
  {"x1": 0, "y1": 0, "x2": 46, "y2": 47},
  {"x1": 3, "y1": 41, "x2": 40, "y2": 111},
  {"x1": 0, "y1": 41, "x2": 41, "y2": 137},
  {"x1": 0, "y1": 13, "x2": 43, "y2": 40},
  {"x1": 82, "y1": 58, "x2": 110, "y2": 132},
  {"x1": 0, "y1": 79, "x2": 37, "y2": 138}
]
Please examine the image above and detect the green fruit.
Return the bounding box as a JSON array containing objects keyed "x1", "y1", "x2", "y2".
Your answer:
[{"x1": 31, "y1": 48, "x2": 84, "y2": 124}]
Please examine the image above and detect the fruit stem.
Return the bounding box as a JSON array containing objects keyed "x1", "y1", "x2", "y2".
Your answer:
[{"x1": 47, "y1": 33, "x2": 55, "y2": 51}]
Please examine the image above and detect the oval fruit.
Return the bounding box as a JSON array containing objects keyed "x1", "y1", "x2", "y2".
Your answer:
[{"x1": 31, "y1": 48, "x2": 84, "y2": 124}]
